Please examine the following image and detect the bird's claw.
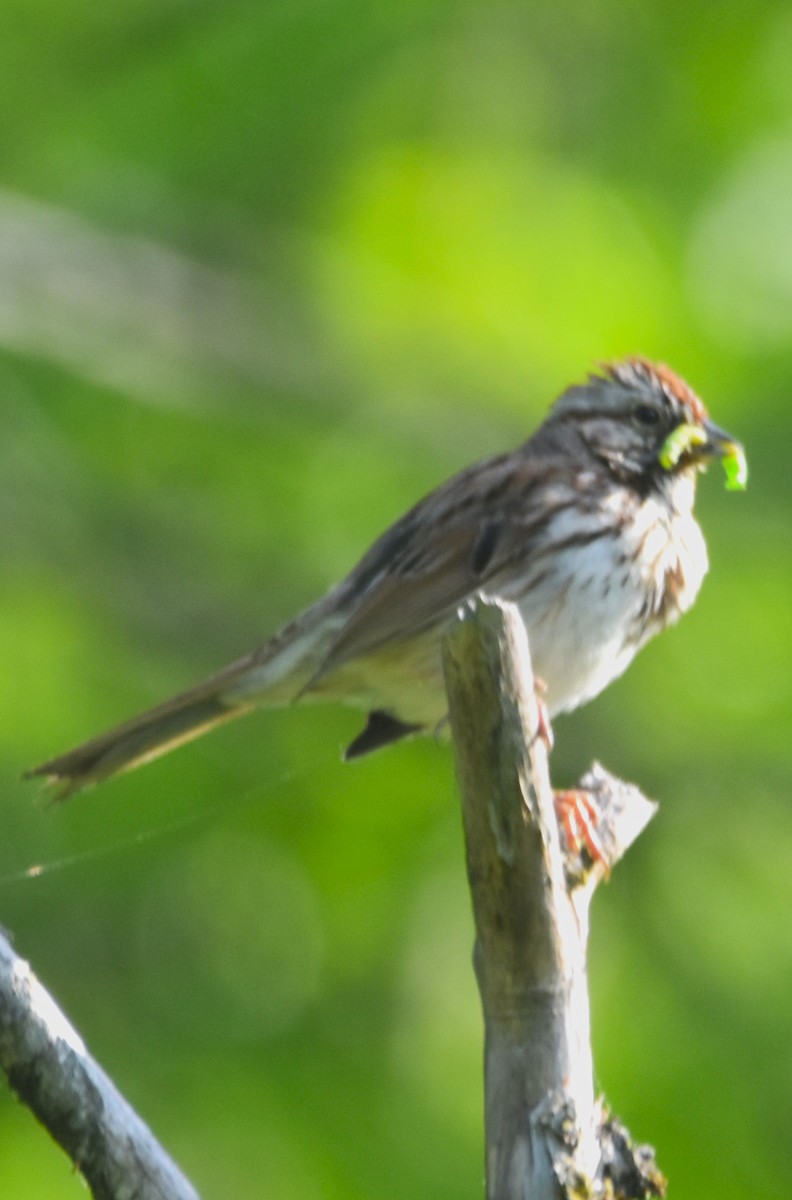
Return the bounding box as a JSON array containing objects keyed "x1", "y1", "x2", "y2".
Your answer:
[{"x1": 554, "y1": 788, "x2": 609, "y2": 873}]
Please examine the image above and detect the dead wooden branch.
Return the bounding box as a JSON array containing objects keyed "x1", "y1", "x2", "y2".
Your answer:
[
  {"x1": 442, "y1": 595, "x2": 664, "y2": 1200},
  {"x1": 0, "y1": 927, "x2": 201, "y2": 1200}
]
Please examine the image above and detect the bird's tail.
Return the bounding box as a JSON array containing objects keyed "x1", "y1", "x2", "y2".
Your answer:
[
  {"x1": 24, "y1": 581, "x2": 360, "y2": 799},
  {"x1": 25, "y1": 667, "x2": 260, "y2": 800},
  {"x1": 23, "y1": 602, "x2": 336, "y2": 799}
]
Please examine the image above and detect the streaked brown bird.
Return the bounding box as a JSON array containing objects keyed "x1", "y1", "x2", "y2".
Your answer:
[{"x1": 28, "y1": 357, "x2": 745, "y2": 799}]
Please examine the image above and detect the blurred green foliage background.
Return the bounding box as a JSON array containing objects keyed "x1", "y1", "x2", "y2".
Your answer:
[{"x1": 0, "y1": 1, "x2": 790, "y2": 1196}]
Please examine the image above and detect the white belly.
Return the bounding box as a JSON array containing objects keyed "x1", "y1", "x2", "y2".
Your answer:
[{"x1": 504, "y1": 494, "x2": 709, "y2": 715}]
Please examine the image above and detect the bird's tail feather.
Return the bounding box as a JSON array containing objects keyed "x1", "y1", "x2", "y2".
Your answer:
[
  {"x1": 24, "y1": 656, "x2": 269, "y2": 799},
  {"x1": 25, "y1": 596, "x2": 345, "y2": 799}
]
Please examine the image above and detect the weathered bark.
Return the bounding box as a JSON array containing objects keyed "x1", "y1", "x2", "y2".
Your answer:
[
  {"x1": 0, "y1": 929, "x2": 201, "y2": 1200},
  {"x1": 442, "y1": 595, "x2": 663, "y2": 1200}
]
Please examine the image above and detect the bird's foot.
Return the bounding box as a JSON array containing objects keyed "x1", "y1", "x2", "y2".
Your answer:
[{"x1": 554, "y1": 788, "x2": 609, "y2": 872}]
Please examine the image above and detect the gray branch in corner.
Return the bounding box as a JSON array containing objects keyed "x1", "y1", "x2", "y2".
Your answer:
[
  {"x1": 0, "y1": 929, "x2": 201, "y2": 1200},
  {"x1": 442, "y1": 596, "x2": 658, "y2": 1200}
]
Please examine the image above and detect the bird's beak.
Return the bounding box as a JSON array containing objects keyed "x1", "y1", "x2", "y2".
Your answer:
[
  {"x1": 658, "y1": 421, "x2": 747, "y2": 490},
  {"x1": 697, "y1": 419, "x2": 742, "y2": 462}
]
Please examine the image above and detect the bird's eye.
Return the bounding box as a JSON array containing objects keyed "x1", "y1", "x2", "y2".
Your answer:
[{"x1": 633, "y1": 403, "x2": 660, "y2": 427}]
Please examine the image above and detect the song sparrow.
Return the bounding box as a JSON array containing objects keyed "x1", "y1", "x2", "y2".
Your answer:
[{"x1": 28, "y1": 357, "x2": 745, "y2": 798}]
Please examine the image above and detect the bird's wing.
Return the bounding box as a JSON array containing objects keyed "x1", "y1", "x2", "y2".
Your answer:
[{"x1": 309, "y1": 450, "x2": 565, "y2": 682}]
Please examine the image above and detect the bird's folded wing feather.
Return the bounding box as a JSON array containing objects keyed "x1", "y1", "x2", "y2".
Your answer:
[
  {"x1": 308, "y1": 449, "x2": 556, "y2": 682},
  {"x1": 311, "y1": 525, "x2": 481, "y2": 680}
]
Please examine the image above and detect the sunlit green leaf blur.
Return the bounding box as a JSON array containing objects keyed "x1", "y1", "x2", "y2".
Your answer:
[{"x1": 1, "y1": 3, "x2": 789, "y2": 1197}]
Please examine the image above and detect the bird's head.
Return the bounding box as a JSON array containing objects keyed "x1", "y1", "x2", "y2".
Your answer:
[{"x1": 550, "y1": 357, "x2": 747, "y2": 495}]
